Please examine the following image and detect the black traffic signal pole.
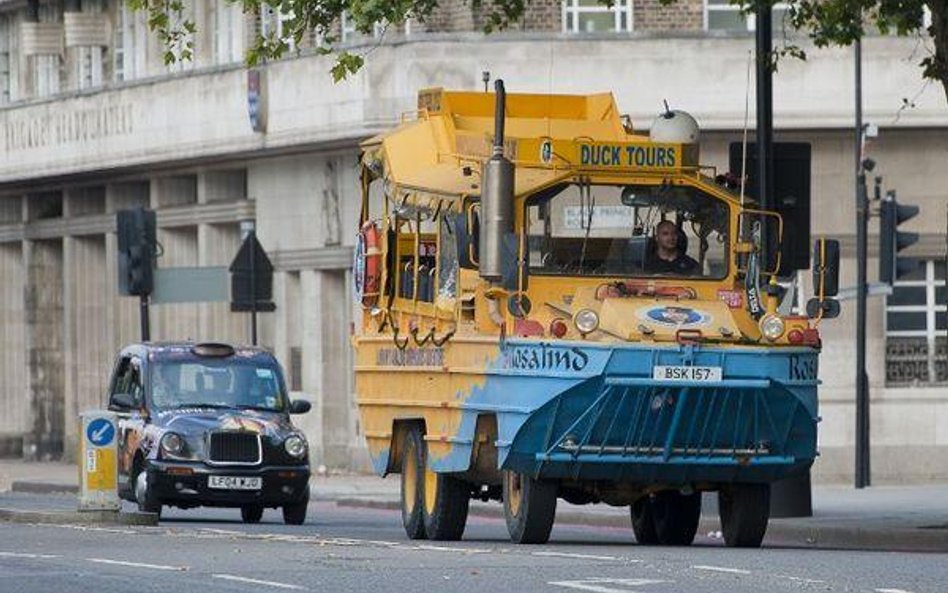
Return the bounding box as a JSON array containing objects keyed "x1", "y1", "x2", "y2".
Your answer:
[
  {"x1": 140, "y1": 295, "x2": 150, "y2": 342},
  {"x1": 249, "y1": 229, "x2": 258, "y2": 346},
  {"x1": 854, "y1": 37, "x2": 871, "y2": 489}
]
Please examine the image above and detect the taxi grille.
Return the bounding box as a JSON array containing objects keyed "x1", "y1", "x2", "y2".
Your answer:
[{"x1": 208, "y1": 432, "x2": 261, "y2": 464}]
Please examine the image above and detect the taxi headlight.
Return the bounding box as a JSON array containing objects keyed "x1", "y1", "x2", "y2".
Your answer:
[
  {"x1": 284, "y1": 435, "x2": 307, "y2": 459},
  {"x1": 573, "y1": 309, "x2": 600, "y2": 335},
  {"x1": 160, "y1": 432, "x2": 186, "y2": 457},
  {"x1": 760, "y1": 314, "x2": 786, "y2": 341}
]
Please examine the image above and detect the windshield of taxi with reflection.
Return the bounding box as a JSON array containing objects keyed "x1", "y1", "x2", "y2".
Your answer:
[
  {"x1": 526, "y1": 182, "x2": 730, "y2": 279},
  {"x1": 150, "y1": 358, "x2": 287, "y2": 411}
]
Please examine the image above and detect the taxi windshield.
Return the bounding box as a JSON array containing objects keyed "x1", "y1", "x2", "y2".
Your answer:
[
  {"x1": 526, "y1": 182, "x2": 730, "y2": 279},
  {"x1": 149, "y1": 358, "x2": 287, "y2": 411}
]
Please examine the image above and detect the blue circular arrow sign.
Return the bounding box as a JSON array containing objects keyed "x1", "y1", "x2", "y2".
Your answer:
[{"x1": 86, "y1": 418, "x2": 115, "y2": 447}]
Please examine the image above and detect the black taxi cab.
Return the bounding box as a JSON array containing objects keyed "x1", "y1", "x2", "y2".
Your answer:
[{"x1": 107, "y1": 342, "x2": 312, "y2": 524}]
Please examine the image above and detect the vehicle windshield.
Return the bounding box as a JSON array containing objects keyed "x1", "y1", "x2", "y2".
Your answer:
[
  {"x1": 149, "y1": 358, "x2": 287, "y2": 411},
  {"x1": 526, "y1": 182, "x2": 730, "y2": 279}
]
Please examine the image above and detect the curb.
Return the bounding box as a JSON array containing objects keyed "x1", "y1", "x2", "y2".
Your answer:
[
  {"x1": 335, "y1": 497, "x2": 948, "y2": 553},
  {"x1": 0, "y1": 508, "x2": 159, "y2": 527},
  {"x1": 11, "y1": 481, "x2": 79, "y2": 495}
]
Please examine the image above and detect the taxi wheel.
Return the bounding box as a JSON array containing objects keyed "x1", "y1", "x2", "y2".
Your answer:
[
  {"x1": 134, "y1": 465, "x2": 161, "y2": 517},
  {"x1": 400, "y1": 427, "x2": 427, "y2": 540},
  {"x1": 503, "y1": 470, "x2": 557, "y2": 544},
  {"x1": 651, "y1": 490, "x2": 701, "y2": 546},
  {"x1": 241, "y1": 505, "x2": 264, "y2": 523},
  {"x1": 421, "y1": 463, "x2": 470, "y2": 541},
  {"x1": 719, "y1": 483, "x2": 770, "y2": 548},
  {"x1": 630, "y1": 496, "x2": 659, "y2": 545},
  {"x1": 283, "y1": 493, "x2": 309, "y2": 525}
]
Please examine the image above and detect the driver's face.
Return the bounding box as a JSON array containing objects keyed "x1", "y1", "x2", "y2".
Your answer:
[{"x1": 656, "y1": 223, "x2": 679, "y2": 251}]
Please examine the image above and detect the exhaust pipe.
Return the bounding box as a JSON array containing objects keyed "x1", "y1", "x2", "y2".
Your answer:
[{"x1": 479, "y1": 79, "x2": 515, "y2": 282}]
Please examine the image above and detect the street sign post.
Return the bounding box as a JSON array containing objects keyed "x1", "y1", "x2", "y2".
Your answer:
[
  {"x1": 230, "y1": 230, "x2": 275, "y2": 345},
  {"x1": 78, "y1": 411, "x2": 120, "y2": 512}
]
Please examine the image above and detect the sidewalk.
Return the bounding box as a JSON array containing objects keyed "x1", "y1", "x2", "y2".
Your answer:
[{"x1": 2, "y1": 459, "x2": 947, "y2": 552}]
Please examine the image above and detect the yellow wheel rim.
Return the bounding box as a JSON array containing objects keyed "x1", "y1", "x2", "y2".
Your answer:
[
  {"x1": 506, "y1": 472, "x2": 523, "y2": 518},
  {"x1": 403, "y1": 441, "x2": 418, "y2": 515},
  {"x1": 424, "y1": 464, "x2": 438, "y2": 515}
]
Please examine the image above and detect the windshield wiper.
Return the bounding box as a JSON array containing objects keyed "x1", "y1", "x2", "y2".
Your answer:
[{"x1": 169, "y1": 403, "x2": 233, "y2": 410}]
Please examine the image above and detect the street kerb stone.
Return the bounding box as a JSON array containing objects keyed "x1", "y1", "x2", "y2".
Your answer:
[{"x1": 0, "y1": 508, "x2": 158, "y2": 527}]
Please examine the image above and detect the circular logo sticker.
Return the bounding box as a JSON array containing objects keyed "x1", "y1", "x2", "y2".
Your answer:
[{"x1": 638, "y1": 306, "x2": 710, "y2": 328}]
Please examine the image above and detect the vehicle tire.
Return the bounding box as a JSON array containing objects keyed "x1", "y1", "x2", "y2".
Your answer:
[
  {"x1": 134, "y1": 465, "x2": 162, "y2": 518},
  {"x1": 421, "y1": 464, "x2": 470, "y2": 541},
  {"x1": 630, "y1": 496, "x2": 660, "y2": 545},
  {"x1": 241, "y1": 505, "x2": 264, "y2": 523},
  {"x1": 400, "y1": 427, "x2": 427, "y2": 540},
  {"x1": 651, "y1": 490, "x2": 701, "y2": 546},
  {"x1": 283, "y1": 494, "x2": 309, "y2": 525},
  {"x1": 503, "y1": 470, "x2": 557, "y2": 544},
  {"x1": 719, "y1": 483, "x2": 770, "y2": 548}
]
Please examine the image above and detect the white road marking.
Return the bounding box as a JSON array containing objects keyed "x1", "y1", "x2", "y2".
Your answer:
[
  {"x1": 212, "y1": 574, "x2": 305, "y2": 590},
  {"x1": 549, "y1": 578, "x2": 669, "y2": 593},
  {"x1": 774, "y1": 574, "x2": 826, "y2": 584},
  {"x1": 692, "y1": 565, "x2": 751, "y2": 575},
  {"x1": 411, "y1": 544, "x2": 492, "y2": 554},
  {"x1": 0, "y1": 552, "x2": 61, "y2": 559},
  {"x1": 532, "y1": 551, "x2": 623, "y2": 561},
  {"x1": 876, "y1": 589, "x2": 917, "y2": 593},
  {"x1": 86, "y1": 558, "x2": 187, "y2": 571}
]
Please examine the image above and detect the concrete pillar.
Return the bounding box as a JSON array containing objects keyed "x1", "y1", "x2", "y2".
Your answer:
[
  {"x1": 62, "y1": 235, "x2": 109, "y2": 461},
  {"x1": 0, "y1": 242, "x2": 28, "y2": 457},
  {"x1": 299, "y1": 270, "x2": 324, "y2": 465},
  {"x1": 22, "y1": 239, "x2": 65, "y2": 460}
]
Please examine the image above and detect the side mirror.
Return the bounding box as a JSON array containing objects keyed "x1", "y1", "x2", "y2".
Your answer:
[
  {"x1": 289, "y1": 399, "x2": 312, "y2": 415},
  {"x1": 807, "y1": 238, "x2": 841, "y2": 319},
  {"x1": 109, "y1": 393, "x2": 137, "y2": 411}
]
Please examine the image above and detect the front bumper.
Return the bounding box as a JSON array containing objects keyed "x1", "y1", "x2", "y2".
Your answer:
[{"x1": 146, "y1": 461, "x2": 310, "y2": 508}]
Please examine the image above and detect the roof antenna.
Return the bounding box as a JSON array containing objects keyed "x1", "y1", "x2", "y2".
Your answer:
[
  {"x1": 662, "y1": 99, "x2": 673, "y2": 119},
  {"x1": 482, "y1": 71, "x2": 491, "y2": 93}
]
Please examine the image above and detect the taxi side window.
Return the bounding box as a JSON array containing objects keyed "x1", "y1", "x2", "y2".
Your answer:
[{"x1": 111, "y1": 357, "x2": 144, "y2": 407}]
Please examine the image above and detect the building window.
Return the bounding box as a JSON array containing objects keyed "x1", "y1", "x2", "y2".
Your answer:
[
  {"x1": 115, "y1": 1, "x2": 147, "y2": 81},
  {"x1": 705, "y1": 0, "x2": 791, "y2": 32},
  {"x1": 0, "y1": 15, "x2": 16, "y2": 104},
  {"x1": 885, "y1": 259, "x2": 947, "y2": 386},
  {"x1": 212, "y1": 0, "x2": 243, "y2": 64},
  {"x1": 77, "y1": 46, "x2": 103, "y2": 89},
  {"x1": 562, "y1": 0, "x2": 633, "y2": 34},
  {"x1": 340, "y1": 12, "x2": 411, "y2": 44}
]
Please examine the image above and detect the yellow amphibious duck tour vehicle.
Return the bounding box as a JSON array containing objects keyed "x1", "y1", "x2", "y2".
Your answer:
[{"x1": 352, "y1": 81, "x2": 840, "y2": 547}]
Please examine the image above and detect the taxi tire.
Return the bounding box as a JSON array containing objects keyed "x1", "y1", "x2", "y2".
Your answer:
[
  {"x1": 421, "y1": 470, "x2": 470, "y2": 541},
  {"x1": 283, "y1": 493, "x2": 309, "y2": 525},
  {"x1": 719, "y1": 483, "x2": 770, "y2": 548},
  {"x1": 241, "y1": 505, "x2": 264, "y2": 523},
  {"x1": 630, "y1": 496, "x2": 660, "y2": 545},
  {"x1": 651, "y1": 490, "x2": 701, "y2": 546},
  {"x1": 503, "y1": 470, "x2": 557, "y2": 544},
  {"x1": 400, "y1": 427, "x2": 427, "y2": 540},
  {"x1": 134, "y1": 465, "x2": 162, "y2": 518}
]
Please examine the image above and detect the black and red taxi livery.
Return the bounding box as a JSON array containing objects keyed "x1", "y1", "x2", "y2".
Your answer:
[{"x1": 107, "y1": 342, "x2": 312, "y2": 524}]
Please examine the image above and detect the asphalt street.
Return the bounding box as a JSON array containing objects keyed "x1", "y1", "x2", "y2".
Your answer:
[{"x1": 2, "y1": 500, "x2": 945, "y2": 593}]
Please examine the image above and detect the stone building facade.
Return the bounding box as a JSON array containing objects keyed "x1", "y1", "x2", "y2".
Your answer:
[{"x1": 0, "y1": 0, "x2": 945, "y2": 481}]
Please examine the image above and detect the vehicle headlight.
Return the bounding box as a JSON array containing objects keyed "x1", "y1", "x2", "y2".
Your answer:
[
  {"x1": 284, "y1": 435, "x2": 307, "y2": 459},
  {"x1": 160, "y1": 432, "x2": 186, "y2": 457},
  {"x1": 573, "y1": 309, "x2": 600, "y2": 335},
  {"x1": 759, "y1": 314, "x2": 786, "y2": 341}
]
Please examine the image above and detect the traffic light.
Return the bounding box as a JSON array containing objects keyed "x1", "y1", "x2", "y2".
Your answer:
[
  {"x1": 878, "y1": 190, "x2": 920, "y2": 285},
  {"x1": 117, "y1": 208, "x2": 156, "y2": 296}
]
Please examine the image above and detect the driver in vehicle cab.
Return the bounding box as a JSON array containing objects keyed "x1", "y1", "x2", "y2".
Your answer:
[{"x1": 644, "y1": 220, "x2": 699, "y2": 276}]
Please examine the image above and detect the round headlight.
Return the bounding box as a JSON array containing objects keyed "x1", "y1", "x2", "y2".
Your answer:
[
  {"x1": 284, "y1": 435, "x2": 307, "y2": 459},
  {"x1": 573, "y1": 309, "x2": 600, "y2": 335},
  {"x1": 160, "y1": 432, "x2": 185, "y2": 456},
  {"x1": 760, "y1": 314, "x2": 786, "y2": 341}
]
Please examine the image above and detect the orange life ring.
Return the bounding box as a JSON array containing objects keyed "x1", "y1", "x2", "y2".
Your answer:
[{"x1": 356, "y1": 221, "x2": 382, "y2": 308}]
